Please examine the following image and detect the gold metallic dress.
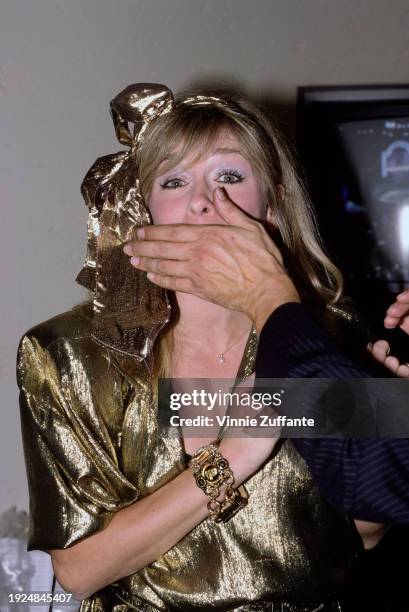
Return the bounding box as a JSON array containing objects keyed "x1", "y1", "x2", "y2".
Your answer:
[{"x1": 17, "y1": 302, "x2": 361, "y2": 612}]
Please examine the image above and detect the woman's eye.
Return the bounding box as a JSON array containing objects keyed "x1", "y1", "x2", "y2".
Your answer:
[
  {"x1": 161, "y1": 178, "x2": 185, "y2": 189},
  {"x1": 217, "y1": 171, "x2": 244, "y2": 184}
]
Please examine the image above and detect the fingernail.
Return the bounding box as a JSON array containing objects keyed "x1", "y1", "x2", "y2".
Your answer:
[
  {"x1": 217, "y1": 187, "x2": 227, "y2": 200},
  {"x1": 123, "y1": 244, "x2": 133, "y2": 255},
  {"x1": 137, "y1": 227, "x2": 145, "y2": 239},
  {"x1": 130, "y1": 256, "x2": 140, "y2": 266},
  {"x1": 384, "y1": 316, "x2": 395, "y2": 327}
]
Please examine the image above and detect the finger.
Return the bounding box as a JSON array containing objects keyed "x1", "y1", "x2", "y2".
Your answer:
[
  {"x1": 213, "y1": 187, "x2": 258, "y2": 228},
  {"x1": 371, "y1": 340, "x2": 390, "y2": 364},
  {"x1": 130, "y1": 257, "x2": 190, "y2": 277},
  {"x1": 396, "y1": 364, "x2": 409, "y2": 378},
  {"x1": 384, "y1": 315, "x2": 400, "y2": 329},
  {"x1": 396, "y1": 288, "x2": 409, "y2": 302},
  {"x1": 214, "y1": 187, "x2": 286, "y2": 267},
  {"x1": 123, "y1": 239, "x2": 189, "y2": 260},
  {"x1": 384, "y1": 355, "x2": 400, "y2": 374},
  {"x1": 386, "y1": 301, "x2": 409, "y2": 318},
  {"x1": 134, "y1": 224, "x2": 204, "y2": 243},
  {"x1": 385, "y1": 301, "x2": 409, "y2": 333},
  {"x1": 146, "y1": 272, "x2": 195, "y2": 293}
]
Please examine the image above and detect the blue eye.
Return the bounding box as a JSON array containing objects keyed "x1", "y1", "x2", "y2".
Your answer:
[
  {"x1": 217, "y1": 169, "x2": 244, "y2": 184},
  {"x1": 160, "y1": 178, "x2": 185, "y2": 189}
]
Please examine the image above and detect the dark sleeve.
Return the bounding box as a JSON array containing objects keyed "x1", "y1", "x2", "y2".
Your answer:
[
  {"x1": 255, "y1": 302, "x2": 409, "y2": 524},
  {"x1": 255, "y1": 302, "x2": 368, "y2": 378}
]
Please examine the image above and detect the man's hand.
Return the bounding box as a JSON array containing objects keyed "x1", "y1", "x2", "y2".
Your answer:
[
  {"x1": 367, "y1": 289, "x2": 409, "y2": 378},
  {"x1": 384, "y1": 288, "x2": 409, "y2": 333},
  {"x1": 123, "y1": 187, "x2": 300, "y2": 332}
]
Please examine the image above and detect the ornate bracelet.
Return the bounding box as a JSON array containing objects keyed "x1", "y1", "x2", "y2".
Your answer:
[{"x1": 189, "y1": 443, "x2": 248, "y2": 523}]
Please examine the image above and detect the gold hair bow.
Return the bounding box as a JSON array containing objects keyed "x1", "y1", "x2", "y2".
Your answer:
[{"x1": 76, "y1": 84, "x2": 174, "y2": 358}]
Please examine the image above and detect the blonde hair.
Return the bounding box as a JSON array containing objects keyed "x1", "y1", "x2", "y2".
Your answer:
[{"x1": 135, "y1": 92, "x2": 344, "y2": 379}]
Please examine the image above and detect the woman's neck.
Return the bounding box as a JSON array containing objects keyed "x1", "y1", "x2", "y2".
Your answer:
[{"x1": 174, "y1": 292, "x2": 253, "y2": 349}]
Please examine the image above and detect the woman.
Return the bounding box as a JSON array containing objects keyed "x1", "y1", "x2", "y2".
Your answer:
[{"x1": 17, "y1": 83, "x2": 380, "y2": 612}]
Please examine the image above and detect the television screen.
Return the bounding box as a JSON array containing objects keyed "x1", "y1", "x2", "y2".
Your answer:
[
  {"x1": 335, "y1": 117, "x2": 409, "y2": 285},
  {"x1": 297, "y1": 86, "x2": 409, "y2": 334}
]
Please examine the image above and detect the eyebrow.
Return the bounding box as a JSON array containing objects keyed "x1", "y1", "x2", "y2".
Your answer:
[
  {"x1": 159, "y1": 147, "x2": 243, "y2": 166},
  {"x1": 213, "y1": 147, "x2": 242, "y2": 155}
]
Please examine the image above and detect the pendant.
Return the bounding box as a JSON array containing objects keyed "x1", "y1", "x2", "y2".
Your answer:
[{"x1": 219, "y1": 354, "x2": 225, "y2": 364}]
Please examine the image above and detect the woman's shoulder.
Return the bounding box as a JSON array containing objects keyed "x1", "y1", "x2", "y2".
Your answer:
[
  {"x1": 20, "y1": 301, "x2": 93, "y2": 347},
  {"x1": 17, "y1": 302, "x2": 95, "y2": 373}
]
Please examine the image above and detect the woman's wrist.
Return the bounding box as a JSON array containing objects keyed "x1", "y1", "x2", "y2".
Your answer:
[
  {"x1": 188, "y1": 442, "x2": 249, "y2": 522},
  {"x1": 217, "y1": 439, "x2": 251, "y2": 485}
]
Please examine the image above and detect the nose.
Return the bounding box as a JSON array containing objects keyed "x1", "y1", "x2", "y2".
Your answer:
[{"x1": 187, "y1": 185, "x2": 215, "y2": 220}]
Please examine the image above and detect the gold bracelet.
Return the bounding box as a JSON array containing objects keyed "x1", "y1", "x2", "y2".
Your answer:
[{"x1": 189, "y1": 443, "x2": 248, "y2": 523}]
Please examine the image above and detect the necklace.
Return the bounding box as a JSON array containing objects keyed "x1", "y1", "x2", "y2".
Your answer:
[
  {"x1": 217, "y1": 329, "x2": 250, "y2": 363},
  {"x1": 175, "y1": 326, "x2": 252, "y2": 364}
]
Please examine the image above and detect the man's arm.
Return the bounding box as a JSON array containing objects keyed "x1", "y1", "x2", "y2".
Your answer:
[{"x1": 256, "y1": 302, "x2": 409, "y2": 525}]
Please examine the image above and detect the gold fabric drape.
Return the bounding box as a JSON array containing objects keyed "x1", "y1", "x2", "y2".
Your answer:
[{"x1": 75, "y1": 83, "x2": 174, "y2": 360}]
